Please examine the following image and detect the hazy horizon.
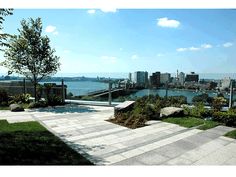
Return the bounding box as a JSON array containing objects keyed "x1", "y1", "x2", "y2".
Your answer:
[{"x1": 1, "y1": 72, "x2": 236, "y2": 80}]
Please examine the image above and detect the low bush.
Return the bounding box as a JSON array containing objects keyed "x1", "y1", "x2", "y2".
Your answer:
[
  {"x1": 112, "y1": 95, "x2": 188, "y2": 129},
  {"x1": 212, "y1": 110, "x2": 236, "y2": 127},
  {"x1": 192, "y1": 93, "x2": 211, "y2": 105},
  {"x1": 46, "y1": 95, "x2": 64, "y2": 106},
  {"x1": 183, "y1": 103, "x2": 212, "y2": 118},
  {"x1": 9, "y1": 93, "x2": 31, "y2": 104},
  {"x1": 212, "y1": 97, "x2": 227, "y2": 111},
  {"x1": 110, "y1": 112, "x2": 148, "y2": 129},
  {"x1": 164, "y1": 96, "x2": 187, "y2": 107},
  {"x1": 67, "y1": 92, "x2": 73, "y2": 98}
]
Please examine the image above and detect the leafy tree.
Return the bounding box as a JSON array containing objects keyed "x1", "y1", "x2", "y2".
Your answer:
[
  {"x1": 0, "y1": 9, "x2": 13, "y2": 51},
  {"x1": 1, "y1": 18, "x2": 60, "y2": 102}
]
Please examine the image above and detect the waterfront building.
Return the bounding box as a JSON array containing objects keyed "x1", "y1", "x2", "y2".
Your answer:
[
  {"x1": 133, "y1": 71, "x2": 148, "y2": 88},
  {"x1": 178, "y1": 72, "x2": 185, "y2": 85},
  {"x1": 160, "y1": 73, "x2": 171, "y2": 84},
  {"x1": 185, "y1": 72, "x2": 199, "y2": 82},
  {"x1": 150, "y1": 72, "x2": 161, "y2": 88}
]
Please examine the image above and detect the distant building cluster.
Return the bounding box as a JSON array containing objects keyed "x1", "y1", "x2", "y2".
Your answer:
[
  {"x1": 126, "y1": 70, "x2": 235, "y2": 91},
  {"x1": 128, "y1": 70, "x2": 200, "y2": 89}
]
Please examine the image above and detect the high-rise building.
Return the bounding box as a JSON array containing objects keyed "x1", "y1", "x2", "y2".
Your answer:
[
  {"x1": 150, "y1": 72, "x2": 161, "y2": 88},
  {"x1": 220, "y1": 77, "x2": 231, "y2": 90},
  {"x1": 133, "y1": 71, "x2": 148, "y2": 87},
  {"x1": 178, "y1": 72, "x2": 185, "y2": 85},
  {"x1": 185, "y1": 72, "x2": 199, "y2": 82},
  {"x1": 128, "y1": 73, "x2": 132, "y2": 81},
  {"x1": 160, "y1": 73, "x2": 171, "y2": 84}
]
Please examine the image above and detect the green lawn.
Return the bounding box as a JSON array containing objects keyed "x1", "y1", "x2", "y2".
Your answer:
[
  {"x1": 0, "y1": 120, "x2": 93, "y2": 165},
  {"x1": 224, "y1": 130, "x2": 236, "y2": 139},
  {"x1": 198, "y1": 121, "x2": 221, "y2": 130},
  {"x1": 162, "y1": 117, "x2": 220, "y2": 130}
]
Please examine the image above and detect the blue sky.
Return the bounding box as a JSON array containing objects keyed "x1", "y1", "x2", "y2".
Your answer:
[{"x1": 0, "y1": 9, "x2": 236, "y2": 77}]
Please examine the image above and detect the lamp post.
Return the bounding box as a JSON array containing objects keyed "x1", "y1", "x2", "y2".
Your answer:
[
  {"x1": 165, "y1": 81, "x2": 169, "y2": 99},
  {"x1": 108, "y1": 79, "x2": 112, "y2": 106},
  {"x1": 229, "y1": 80, "x2": 234, "y2": 108}
]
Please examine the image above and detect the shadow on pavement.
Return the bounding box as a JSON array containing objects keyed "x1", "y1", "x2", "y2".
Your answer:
[
  {"x1": 28, "y1": 104, "x2": 98, "y2": 114},
  {"x1": 65, "y1": 141, "x2": 109, "y2": 165}
]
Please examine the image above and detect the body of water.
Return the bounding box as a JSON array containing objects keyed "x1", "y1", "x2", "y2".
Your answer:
[
  {"x1": 41, "y1": 81, "x2": 108, "y2": 96},
  {"x1": 41, "y1": 81, "x2": 235, "y2": 103}
]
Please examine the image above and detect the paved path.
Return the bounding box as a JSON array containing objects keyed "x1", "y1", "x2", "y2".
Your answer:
[{"x1": 1, "y1": 105, "x2": 236, "y2": 165}]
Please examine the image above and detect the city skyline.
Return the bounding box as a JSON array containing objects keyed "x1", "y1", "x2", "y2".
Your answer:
[{"x1": 0, "y1": 9, "x2": 236, "y2": 76}]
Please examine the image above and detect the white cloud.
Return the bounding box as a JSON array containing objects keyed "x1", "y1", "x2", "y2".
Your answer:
[
  {"x1": 223, "y1": 42, "x2": 233, "y2": 48},
  {"x1": 45, "y1": 25, "x2": 58, "y2": 35},
  {"x1": 131, "y1": 54, "x2": 138, "y2": 60},
  {"x1": 157, "y1": 17, "x2": 180, "y2": 28},
  {"x1": 189, "y1": 47, "x2": 200, "y2": 51},
  {"x1": 87, "y1": 9, "x2": 96, "y2": 14},
  {"x1": 100, "y1": 56, "x2": 117, "y2": 63},
  {"x1": 45, "y1": 25, "x2": 56, "y2": 33},
  {"x1": 157, "y1": 53, "x2": 164, "y2": 57},
  {"x1": 100, "y1": 8, "x2": 117, "y2": 13},
  {"x1": 177, "y1": 44, "x2": 212, "y2": 52},
  {"x1": 176, "y1": 48, "x2": 187, "y2": 52},
  {"x1": 201, "y1": 44, "x2": 212, "y2": 49}
]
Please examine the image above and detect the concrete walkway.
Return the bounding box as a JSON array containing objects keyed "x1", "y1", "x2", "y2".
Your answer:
[{"x1": 1, "y1": 105, "x2": 236, "y2": 165}]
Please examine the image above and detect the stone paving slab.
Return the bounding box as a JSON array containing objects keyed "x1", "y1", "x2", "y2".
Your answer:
[{"x1": 1, "y1": 105, "x2": 236, "y2": 165}]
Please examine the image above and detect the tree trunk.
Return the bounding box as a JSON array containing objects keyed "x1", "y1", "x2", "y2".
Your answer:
[{"x1": 34, "y1": 82, "x2": 37, "y2": 103}]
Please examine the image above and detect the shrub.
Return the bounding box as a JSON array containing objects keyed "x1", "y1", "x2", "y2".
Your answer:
[
  {"x1": 46, "y1": 95, "x2": 63, "y2": 106},
  {"x1": 112, "y1": 112, "x2": 148, "y2": 129},
  {"x1": 10, "y1": 93, "x2": 31, "y2": 104},
  {"x1": 165, "y1": 96, "x2": 187, "y2": 107},
  {"x1": 212, "y1": 110, "x2": 236, "y2": 127},
  {"x1": 183, "y1": 103, "x2": 212, "y2": 118},
  {"x1": 132, "y1": 95, "x2": 161, "y2": 120},
  {"x1": 212, "y1": 97, "x2": 227, "y2": 111},
  {"x1": 67, "y1": 92, "x2": 73, "y2": 98},
  {"x1": 192, "y1": 93, "x2": 209, "y2": 104},
  {"x1": 0, "y1": 88, "x2": 8, "y2": 106}
]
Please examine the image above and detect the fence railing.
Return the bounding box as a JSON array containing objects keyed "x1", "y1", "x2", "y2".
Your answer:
[{"x1": 0, "y1": 80, "x2": 66, "y2": 102}]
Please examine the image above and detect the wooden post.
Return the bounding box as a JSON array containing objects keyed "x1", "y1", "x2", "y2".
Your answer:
[{"x1": 62, "y1": 79, "x2": 65, "y2": 104}]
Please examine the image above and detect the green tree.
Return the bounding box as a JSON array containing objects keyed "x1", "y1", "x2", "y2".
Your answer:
[
  {"x1": 0, "y1": 9, "x2": 13, "y2": 51},
  {"x1": 1, "y1": 18, "x2": 60, "y2": 102}
]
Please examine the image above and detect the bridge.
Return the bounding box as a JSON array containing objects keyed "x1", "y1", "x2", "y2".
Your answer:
[
  {"x1": 93, "y1": 88, "x2": 124, "y2": 98},
  {"x1": 87, "y1": 89, "x2": 108, "y2": 96},
  {"x1": 87, "y1": 88, "x2": 125, "y2": 98}
]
